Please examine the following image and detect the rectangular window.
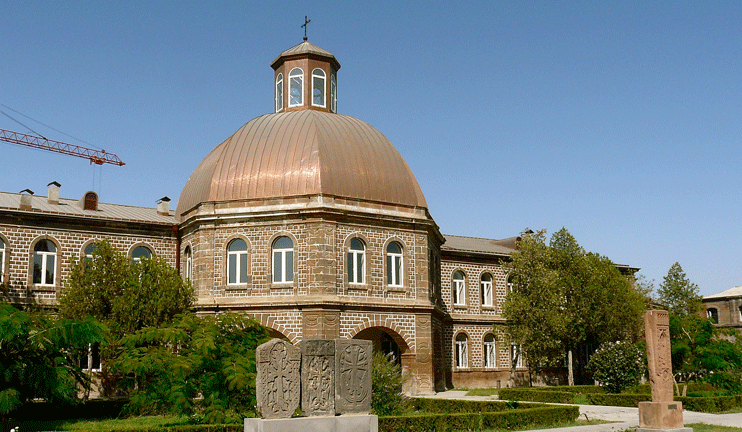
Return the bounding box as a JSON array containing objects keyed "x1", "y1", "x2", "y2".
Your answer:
[
  {"x1": 485, "y1": 342, "x2": 496, "y2": 368},
  {"x1": 456, "y1": 341, "x2": 468, "y2": 368},
  {"x1": 482, "y1": 281, "x2": 493, "y2": 306},
  {"x1": 454, "y1": 280, "x2": 465, "y2": 305},
  {"x1": 273, "y1": 251, "x2": 281, "y2": 282},
  {"x1": 285, "y1": 250, "x2": 294, "y2": 282},
  {"x1": 228, "y1": 254, "x2": 237, "y2": 284},
  {"x1": 240, "y1": 253, "x2": 248, "y2": 283}
]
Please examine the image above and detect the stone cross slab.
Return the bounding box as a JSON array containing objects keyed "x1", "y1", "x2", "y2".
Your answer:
[
  {"x1": 300, "y1": 339, "x2": 335, "y2": 416},
  {"x1": 637, "y1": 310, "x2": 691, "y2": 432},
  {"x1": 256, "y1": 339, "x2": 301, "y2": 419},
  {"x1": 335, "y1": 339, "x2": 372, "y2": 415}
]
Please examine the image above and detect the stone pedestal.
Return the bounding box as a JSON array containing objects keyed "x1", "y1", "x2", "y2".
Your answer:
[
  {"x1": 638, "y1": 401, "x2": 692, "y2": 432},
  {"x1": 244, "y1": 414, "x2": 378, "y2": 432}
]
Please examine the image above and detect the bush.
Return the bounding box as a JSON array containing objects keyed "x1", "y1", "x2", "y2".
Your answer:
[
  {"x1": 408, "y1": 398, "x2": 543, "y2": 413},
  {"x1": 371, "y1": 353, "x2": 408, "y2": 416},
  {"x1": 587, "y1": 393, "x2": 650, "y2": 406},
  {"x1": 531, "y1": 385, "x2": 605, "y2": 394},
  {"x1": 587, "y1": 341, "x2": 644, "y2": 394},
  {"x1": 676, "y1": 395, "x2": 742, "y2": 413},
  {"x1": 499, "y1": 388, "x2": 574, "y2": 404}
]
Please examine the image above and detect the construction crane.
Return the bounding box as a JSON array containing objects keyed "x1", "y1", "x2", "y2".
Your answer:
[{"x1": 0, "y1": 128, "x2": 125, "y2": 166}]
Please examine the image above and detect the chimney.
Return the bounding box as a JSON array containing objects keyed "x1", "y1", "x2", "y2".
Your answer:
[
  {"x1": 19, "y1": 189, "x2": 34, "y2": 210},
  {"x1": 47, "y1": 181, "x2": 61, "y2": 205},
  {"x1": 157, "y1": 196, "x2": 171, "y2": 216}
]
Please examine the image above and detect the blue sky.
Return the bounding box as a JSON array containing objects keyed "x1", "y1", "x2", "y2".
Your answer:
[{"x1": 1, "y1": 1, "x2": 740, "y2": 296}]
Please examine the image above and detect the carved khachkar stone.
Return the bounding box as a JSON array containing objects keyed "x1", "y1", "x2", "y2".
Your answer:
[
  {"x1": 645, "y1": 309, "x2": 673, "y2": 402},
  {"x1": 637, "y1": 310, "x2": 691, "y2": 431},
  {"x1": 256, "y1": 338, "x2": 301, "y2": 419},
  {"x1": 301, "y1": 339, "x2": 335, "y2": 416},
  {"x1": 335, "y1": 339, "x2": 372, "y2": 414}
]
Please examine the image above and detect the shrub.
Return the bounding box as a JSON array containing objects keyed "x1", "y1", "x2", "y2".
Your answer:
[
  {"x1": 587, "y1": 341, "x2": 644, "y2": 393},
  {"x1": 587, "y1": 393, "x2": 650, "y2": 406},
  {"x1": 499, "y1": 388, "x2": 574, "y2": 404},
  {"x1": 371, "y1": 353, "x2": 408, "y2": 416}
]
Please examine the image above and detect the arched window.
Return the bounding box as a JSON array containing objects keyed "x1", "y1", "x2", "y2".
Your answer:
[
  {"x1": 511, "y1": 343, "x2": 524, "y2": 368},
  {"x1": 84, "y1": 191, "x2": 98, "y2": 211},
  {"x1": 507, "y1": 275, "x2": 514, "y2": 293},
  {"x1": 453, "y1": 271, "x2": 465, "y2": 305},
  {"x1": 227, "y1": 239, "x2": 248, "y2": 285},
  {"x1": 386, "y1": 242, "x2": 403, "y2": 287},
  {"x1": 289, "y1": 68, "x2": 303, "y2": 107},
  {"x1": 131, "y1": 246, "x2": 152, "y2": 264},
  {"x1": 707, "y1": 308, "x2": 719, "y2": 324},
  {"x1": 455, "y1": 333, "x2": 468, "y2": 368},
  {"x1": 184, "y1": 246, "x2": 193, "y2": 281},
  {"x1": 0, "y1": 237, "x2": 6, "y2": 280},
  {"x1": 275, "y1": 73, "x2": 284, "y2": 112},
  {"x1": 83, "y1": 242, "x2": 98, "y2": 266},
  {"x1": 312, "y1": 68, "x2": 326, "y2": 107},
  {"x1": 330, "y1": 73, "x2": 337, "y2": 113},
  {"x1": 347, "y1": 238, "x2": 365, "y2": 284},
  {"x1": 481, "y1": 273, "x2": 493, "y2": 307},
  {"x1": 484, "y1": 334, "x2": 496, "y2": 368},
  {"x1": 33, "y1": 239, "x2": 57, "y2": 285},
  {"x1": 272, "y1": 236, "x2": 294, "y2": 283}
]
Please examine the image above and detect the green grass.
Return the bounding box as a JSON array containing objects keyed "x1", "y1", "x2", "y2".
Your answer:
[
  {"x1": 465, "y1": 388, "x2": 499, "y2": 396},
  {"x1": 481, "y1": 419, "x2": 612, "y2": 431},
  {"x1": 8, "y1": 415, "x2": 192, "y2": 432},
  {"x1": 686, "y1": 424, "x2": 742, "y2": 432}
]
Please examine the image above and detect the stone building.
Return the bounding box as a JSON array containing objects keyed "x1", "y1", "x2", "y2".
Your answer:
[
  {"x1": 703, "y1": 286, "x2": 742, "y2": 332},
  {"x1": 1, "y1": 40, "x2": 537, "y2": 392}
]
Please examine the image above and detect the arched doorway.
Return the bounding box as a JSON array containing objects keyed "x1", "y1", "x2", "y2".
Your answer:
[{"x1": 353, "y1": 327, "x2": 408, "y2": 366}]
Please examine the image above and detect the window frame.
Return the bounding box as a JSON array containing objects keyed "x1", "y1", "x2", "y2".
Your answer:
[
  {"x1": 347, "y1": 237, "x2": 366, "y2": 285},
  {"x1": 32, "y1": 238, "x2": 58, "y2": 286},
  {"x1": 707, "y1": 308, "x2": 719, "y2": 324},
  {"x1": 272, "y1": 236, "x2": 294, "y2": 284},
  {"x1": 130, "y1": 245, "x2": 153, "y2": 264},
  {"x1": 386, "y1": 241, "x2": 403, "y2": 287},
  {"x1": 483, "y1": 333, "x2": 497, "y2": 368},
  {"x1": 0, "y1": 236, "x2": 5, "y2": 282},
  {"x1": 481, "y1": 273, "x2": 493, "y2": 307},
  {"x1": 184, "y1": 245, "x2": 193, "y2": 281},
  {"x1": 288, "y1": 67, "x2": 304, "y2": 107},
  {"x1": 275, "y1": 72, "x2": 284, "y2": 112},
  {"x1": 511, "y1": 343, "x2": 524, "y2": 369},
  {"x1": 311, "y1": 68, "x2": 326, "y2": 108},
  {"x1": 330, "y1": 72, "x2": 337, "y2": 113},
  {"x1": 455, "y1": 333, "x2": 469, "y2": 369},
  {"x1": 452, "y1": 270, "x2": 466, "y2": 306},
  {"x1": 227, "y1": 239, "x2": 249, "y2": 286}
]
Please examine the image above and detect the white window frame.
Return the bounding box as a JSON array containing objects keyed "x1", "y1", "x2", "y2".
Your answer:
[
  {"x1": 131, "y1": 246, "x2": 152, "y2": 264},
  {"x1": 453, "y1": 271, "x2": 465, "y2": 306},
  {"x1": 289, "y1": 67, "x2": 304, "y2": 107},
  {"x1": 311, "y1": 68, "x2": 326, "y2": 108},
  {"x1": 455, "y1": 334, "x2": 468, "y2": 369},
  {"x1": 33, "y1": 240, "x2": 57, "y2": 286},
  {"x1": 0, "y1": 238, "x2": 5, "y2": 281},
  {"x1": 484, "y1": 334, "x2": 497, "y2": 368},
  {"x1": 347, "y1": 238, "x2": 365, "y2": 285},
  {"x1": 386, "y1": 242, "x2": 403, "y2": 287},
  {"x1": 275, "y1": 73, "x2": 284, "y2": 112},
  {"x1": 80, "y1": 342, "x2": 102, "y2": 372},
  {"x1": 272, "y1": 236, "x2": 294, "y2": 283},
  {"x1": 511, "y1": 343, "x2": 524, "y2": 369},
  {"x1": 330, "y1": 73, "x2": 337, "y2": 113},
  {"x1": 481, "y1": 274, "x2": 493, "y2": 307},
  {"x1": 227, "y1": 239, "x2": 248, "y2": 285},
  {"x1": 185, "y1": 246, "x2": 193, "y2": 281},
  {"x1": 707, "y1": 308, "x2": 719, "y2": 323}
]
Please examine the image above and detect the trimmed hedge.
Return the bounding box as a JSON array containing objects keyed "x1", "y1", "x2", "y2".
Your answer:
[
  {"x1": 409, "y1": 398, "x2": 542, "y2": 413},
  {"x1": 624, "y1": 383, "x2": 718, "y2": 394},
  {"x1": 379, "y1": 406, "x2": 579, "y2": 432},
  {"x1": 588, "y1": 393, "x2": 650, "y2": 406},
  {"x1": 677, "y1": 395, "x2": 742, "y2": 413},
  {"x1": 10, "y1": 399, "x2": 127, "y2": 421},
  {"x1": 499, "y1": 388, "x2": 575, "y2": 404},
  {"x1": 531, "y1": 385, "x2": 605, "y2": 394},
  {"x1": 72, "y1": 427, "x2": 243, "y2": 432}
]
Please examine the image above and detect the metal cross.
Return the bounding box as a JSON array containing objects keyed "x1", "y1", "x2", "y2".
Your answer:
[{"x1": 302, "y1": 16, "x2": 311, "y2": 41}]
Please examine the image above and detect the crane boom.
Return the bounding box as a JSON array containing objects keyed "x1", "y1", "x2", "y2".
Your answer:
[{"x1": 0, "y1": 128, "x2": 125, "y2": 166}]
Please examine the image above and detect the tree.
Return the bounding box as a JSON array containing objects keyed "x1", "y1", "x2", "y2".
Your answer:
[
  {"x1": 502, "y1": 228, "x2": 646, "y2": 385},
  {"x1": 58, "y1": 239, "x2": 193, "y2": 339},
  {"x1": 0, "y1": 301, "x2": 105, "y2": 427},
  {"x1": 657, "y1": 262, "x2": 702, "y2": 317},
  {"x1": 371, "y1": 352, "x2": 408, "y2": 416},
  {"x1": 586, "y1": 341, "x2": 645, "y2": 393},
  {"x1": 112, "y1": 312, "x2": 269, "y2": 423}
]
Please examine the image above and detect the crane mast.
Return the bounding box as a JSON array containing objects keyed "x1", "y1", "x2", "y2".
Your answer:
[{"x1": 0, "y1": 128, "x2": 125, "y2": 166}]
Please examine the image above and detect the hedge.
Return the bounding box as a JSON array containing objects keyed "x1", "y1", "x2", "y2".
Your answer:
[
  {"x1": 588, "y1": 393, "x2": 650, "y2": 406},
  {"x1": 498, "y1": 388, "x2": 575, "y2": 404},
  {"x1": 409, "y1": 398, "x2": 543, "y2": 413},
  {"x1": 676, "y1": 395, "x2": 742, "y2": 413},
  {"x1": 529, "y1": 385, "x2": 605, "y2": 394},
  {"x1": 379, "y1": 406, "x2": 579, "y2": 432},
  {"x1": 71, "y1": 427, "x2": 243, "y2": 432},
  {"x1": 9, "y1": 399, "x2": 128, "y2": 421},
  {"x1": 624, "y1": 383, "x2": 718, "y2": 394}
]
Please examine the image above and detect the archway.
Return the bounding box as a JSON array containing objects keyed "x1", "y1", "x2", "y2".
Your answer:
[{"x1": 353, "y1": 327, "x2": 408, "y2": 366}]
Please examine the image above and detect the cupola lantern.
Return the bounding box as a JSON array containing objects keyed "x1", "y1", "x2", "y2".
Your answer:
[{"x1": 271, "y1": 41, "x2": 340, "y2": 114}]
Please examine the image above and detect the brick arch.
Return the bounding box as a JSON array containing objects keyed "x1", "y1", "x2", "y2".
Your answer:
[
  {"x1": 347, "y1": 319, "x2": 413, "y2": 353},
  {"x1": 253, "y1": 314, "x2": 299, "y2": 344}
]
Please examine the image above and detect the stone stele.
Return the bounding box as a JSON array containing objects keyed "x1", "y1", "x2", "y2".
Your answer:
[
  {"x1": 335, "y1": 339, "x2": 372, "y2": 414},
  {"x1": 637, "y1": 310, "x2": 692, "y2": 432},
  {"x1": 256, "y1": 338, "x2": 301, "y2": 419},
  {"x1": 301, "y1": 339, "x2": 335, "y2": 416}
]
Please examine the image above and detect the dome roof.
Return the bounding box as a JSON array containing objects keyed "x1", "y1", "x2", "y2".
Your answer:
[{"x1": 177, "y1": 110, "x2": 427, "y2": 217}]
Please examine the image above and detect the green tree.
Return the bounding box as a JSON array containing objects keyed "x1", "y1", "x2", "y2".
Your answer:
[
  {"x1": 0, "y1": 301, "x2": 105, "y2": 427},
  {"x1": 502, "y1": 228, "x2": 646, "y2": 385},
  {"x1": 113, "y1": 312, "x2": 270, "y2": 423},
  {"x1": 586, "y1": 341, "x2": 645, "y2": 393},
  {"x1": 657, "y1": 262, "x2": 702, "y2": 317},
  {"x1": 371, "y1": 353, "x2": 408, "y2": 416},
  {"x1": 58, "y1": 239, "x2": 193, "y2": 339}
]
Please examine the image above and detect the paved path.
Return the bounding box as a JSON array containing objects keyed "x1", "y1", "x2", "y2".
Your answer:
[{"x1": 420, "y1": 391, "x2": 742, "y2": 431}]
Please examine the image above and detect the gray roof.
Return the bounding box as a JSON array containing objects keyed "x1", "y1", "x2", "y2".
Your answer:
[
  {"x1": 705, "y1": 286, "x2": 742, "y2": 300},
  {"x1": 0, "y1": 191, "x2": 175, "y2": 225},
  {"x1": 441, "y1": 234, "x2": 519, "y2": 256}
]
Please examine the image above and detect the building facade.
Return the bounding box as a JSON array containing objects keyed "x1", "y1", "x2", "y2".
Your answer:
[
  {"x1": 703, "y1": 286, "x2": 742, "y2": 333},
  {"x1": 2, "y1": 41, "x2": 540, "y2": 393}
]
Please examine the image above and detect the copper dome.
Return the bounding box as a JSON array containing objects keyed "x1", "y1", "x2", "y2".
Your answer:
[{"x1": 176, "y1": 110, "x2": 428, "y2": 217}]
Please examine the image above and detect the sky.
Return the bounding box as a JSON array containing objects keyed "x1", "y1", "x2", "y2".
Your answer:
[{"x1": 1, "y1": 1, "x2": 740, "y2": 297}]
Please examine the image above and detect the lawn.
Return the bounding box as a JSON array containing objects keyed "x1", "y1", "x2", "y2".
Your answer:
[{"x1": 8, "y1": 416, "x2": 191, "y2": 432}]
